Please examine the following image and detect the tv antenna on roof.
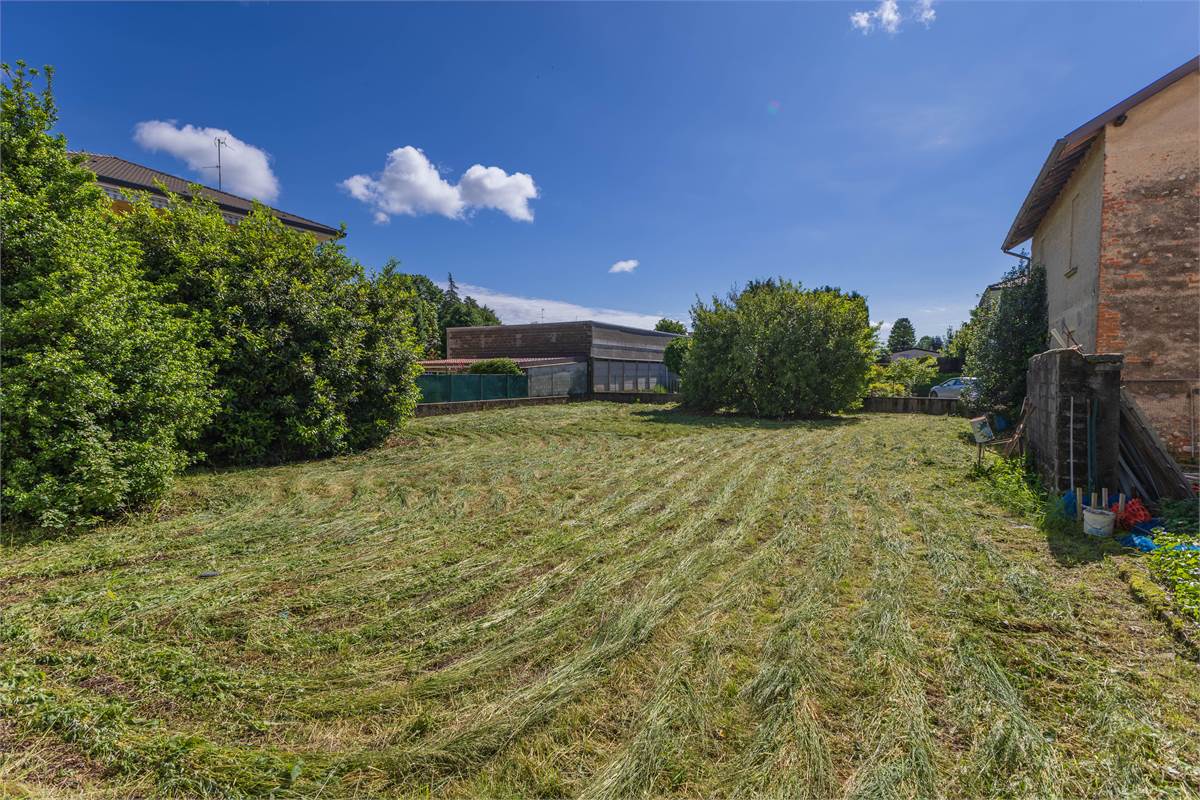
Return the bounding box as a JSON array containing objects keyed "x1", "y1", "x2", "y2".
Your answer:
[{"x1": 202, "y1": 137, "x2": 230, "y2": 191}]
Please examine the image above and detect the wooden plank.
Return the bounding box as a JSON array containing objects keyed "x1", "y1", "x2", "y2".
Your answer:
[{"x1": 1118, "y1": 389, "x2": 1194, "y2": 500}]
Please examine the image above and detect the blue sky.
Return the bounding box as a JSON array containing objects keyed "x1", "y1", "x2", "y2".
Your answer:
[{"x1": 5, "y1": 2, "x2": 1197, "y2": 336}]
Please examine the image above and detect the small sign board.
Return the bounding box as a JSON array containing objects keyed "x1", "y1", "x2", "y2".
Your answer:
[{"x1": 969, "y1": 416, "x2": 994, "y2": 444}]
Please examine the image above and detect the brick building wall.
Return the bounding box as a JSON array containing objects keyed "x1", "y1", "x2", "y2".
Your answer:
[{"x1": 1098, "y1": 71, "x2": 1200, "y2": 462}]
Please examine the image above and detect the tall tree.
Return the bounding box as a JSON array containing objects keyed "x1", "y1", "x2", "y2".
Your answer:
[
  {"x1": 915, "y1": 335, "x2": 944, "y2": 352},
  {"x1": 887, "y1": 317, "x2": 916, "y2": 352},
  {"x1": 435, "y1": 272, "x2": 501, "y2": 355}
]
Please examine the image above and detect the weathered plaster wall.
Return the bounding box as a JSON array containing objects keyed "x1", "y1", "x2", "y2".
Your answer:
[
  {"x1": 1032, "y1": 139, "x2": 1105, "y2": 351},
  {"x1": 1100, "y1": 71, "x2": 1200, "y2": 461}
]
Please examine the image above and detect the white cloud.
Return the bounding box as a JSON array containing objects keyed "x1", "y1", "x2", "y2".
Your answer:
[
  {"x1": 341, "y1": 146, "x2": 537, "y2": 223},
  {"x1": 458, "y1": 164, "x2": 538, "y2": 222},
  {"x1": 443, "y1": 281, "x2": 671, "y2": 329},
  {"x1": 916, "y1": 0, "x2": 936, "y2": 26},
  {"x1": 608, "y1": 259, "x2": 639, "y2": 274},
  {"x1": 133, "y1": 120, "x2": 279, "y2": 202},
  {"x1": 850, "y1": 0, "x2": 934, "y2": 34}
]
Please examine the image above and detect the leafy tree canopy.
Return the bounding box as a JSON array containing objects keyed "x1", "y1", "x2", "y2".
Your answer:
[{"x1": 654, "y1": 317, "x2": 687, "y2": 334}]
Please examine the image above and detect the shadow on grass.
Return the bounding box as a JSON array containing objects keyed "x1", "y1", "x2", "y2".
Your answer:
[
  {"x1": 1043, "y1": 517, "x2": 1126, "y2": 566},
  {"x1": 2, "y1": 523, "x2": 75, "y2": 549},
  {"x1": 629, "y1": 405, "x2": 863, "y2": 431}
]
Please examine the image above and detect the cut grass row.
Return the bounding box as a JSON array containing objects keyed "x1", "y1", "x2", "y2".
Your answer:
[{"x1": 2, "y1": 402, "x2": 1198, "y2": 798}]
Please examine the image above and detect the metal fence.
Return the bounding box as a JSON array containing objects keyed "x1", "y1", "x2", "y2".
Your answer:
[
  {"x1": 592, "y1": 359, "x2": 679, "y2": 393},
  {"x1": 417, "y1": 373, "x2": 528, "y2": 404},
  {"x1": 418, "y1": 359, "x2": 673, "y2": 404},
  {"x1": 528, "y1": 361, "x2": 589, "y2": 397}
]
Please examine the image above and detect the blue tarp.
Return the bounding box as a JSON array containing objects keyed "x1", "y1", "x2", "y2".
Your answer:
[{"x1": 1117, "y1": 534, "x2": 1157, "y2": 552}]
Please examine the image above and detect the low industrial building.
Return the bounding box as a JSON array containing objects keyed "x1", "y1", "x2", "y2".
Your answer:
[
  {"x1": 1003, "y1": 57, "x2": 1199, "y2": 462},
  {"x1": 424, "y1": 320, "x2": 683, "y2": 396}
]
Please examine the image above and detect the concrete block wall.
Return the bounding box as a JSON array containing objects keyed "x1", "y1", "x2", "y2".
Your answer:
[
  {"x1": 447, "y1": 322, "x2": 593, "y2": 360},
  {"x1": 1026, "y1": 349, "x2": 1123, "y2": 493}
]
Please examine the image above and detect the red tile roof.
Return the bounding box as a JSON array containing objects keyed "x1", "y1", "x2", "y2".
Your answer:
[{"x1": 419, "y1": 356, "x2": 584, "y2": 373}]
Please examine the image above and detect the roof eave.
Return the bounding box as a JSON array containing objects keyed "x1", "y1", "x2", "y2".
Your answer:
[
  {"x1": 1001, "y1": 56, "x2": 1200, "y2": 253},
  {"x1": 1001, "y1": 138, "x2": 1066, "y2": 252}
]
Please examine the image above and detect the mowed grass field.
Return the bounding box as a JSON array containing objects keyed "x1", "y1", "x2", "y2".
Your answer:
[{"x1": 2, "y1": 403, "x2": 1198, "y2": 799}]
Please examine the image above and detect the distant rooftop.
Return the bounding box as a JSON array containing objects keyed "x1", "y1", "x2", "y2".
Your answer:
[
  {"x1": 448, "y1": 320, "x2": 683, "y2": 338},
  {"x1": 76, "y1": 152, "x2": 340, "y2": 239}
]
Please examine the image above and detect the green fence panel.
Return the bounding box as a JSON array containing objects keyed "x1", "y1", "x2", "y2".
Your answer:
[
  {"x1": 418, "y1": 372, "x2": 529, "y2": 404},
  {"x1": 450, "y1": 374, "x2": 482, "y2": 402},
  {"x1": 417, "y1": 374, "x2": 451, "y2": 404},
  {"x1": 481, "y1": 374, "x2": 508, "y2": 400}
]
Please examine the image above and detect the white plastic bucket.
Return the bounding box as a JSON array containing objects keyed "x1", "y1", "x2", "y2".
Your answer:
[{"x1": 1082, "y1": 506, "x2": 1115, "y2": 538}]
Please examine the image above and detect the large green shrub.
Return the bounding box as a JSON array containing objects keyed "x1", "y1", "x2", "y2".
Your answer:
[
  {"x1": 118, "y1": 193, "x2": 423, "y2": 465},
  {"x1": 466, "y1": 358, "x2": 523, "y2": 375},
  {"x1": 1, "y1": 62, "x2": 217, "y2": 526},
  {"x1": 964, "y1": 261, "x2": 1047, "y2": 411},
  {"x1": 682, "y1": 279, "x2": 875, "y2": 417},
  {"x1": 663, "y1": 336, "x2": 691, "y2": 378}
]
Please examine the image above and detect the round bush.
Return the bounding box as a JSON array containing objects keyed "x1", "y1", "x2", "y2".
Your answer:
[{"x1": 682, "y1": 279, "x2": 875, "y2": 417}]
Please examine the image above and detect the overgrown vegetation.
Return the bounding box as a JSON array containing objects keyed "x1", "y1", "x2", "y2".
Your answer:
[
  {"x1": 119, "y1": 192, "x2": 423, "y2": 465},
  {"x1": 1, "y1": 62, "x2": 426, "y2": 524},
  {"x1": 963, "y1": 260, "x2": 1047, "y2": 411},
  {"x1": 866, "y1": 356, "x2": 939, "y2": 397},
  {"x1": 3, "y1": 405, "x2": 1196, "y2": 798},
  {"x1": 0, "y1": 62, "x2": 217, "y2": 527},
  {"x1": 1147, "y1": 532, "x2": 1200, "y2": 623},
  {"x1": 1147, "y1": 500, "x2": 1200, "y2": 624},
  {"x1": 681, "y1": 279, "x2": 875, "y2": 417},
  {"x1": 663, "y1": 336, "x2": 690, "y2": 378},
  {"x1": 974, "y1": 453, "x2": 1200, "y2": 628}
]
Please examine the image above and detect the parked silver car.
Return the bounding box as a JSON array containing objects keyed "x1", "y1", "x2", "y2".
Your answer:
[{"x1": 929, "y1": 377, "x2": 977, "y2": 400}]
